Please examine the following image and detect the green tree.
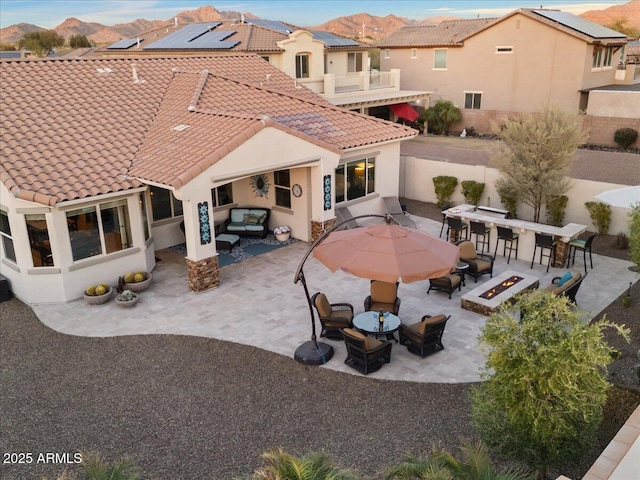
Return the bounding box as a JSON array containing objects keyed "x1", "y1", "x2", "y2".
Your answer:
[
  {"x1": 471, "y1": 290, "x2": 629, "y2": 479},
  {"x1": 421, "y1": 100, "x2": 462, "y2": 135},
  {"x1": 0, "y1": 43, "x2": 17, "y2": 51},
  {"x1": 629, "y1": 203, "x2": 640, "y2": 270},
  {"x1": 251, "y1": 448, "x2": 360, "y2": 480},
  {"x1": 18, "y1": 30, "x2": 64, "y2": 57},
  {"x1": 490, "y1": 107, "x2": 583, "y2": 223},
  {"x1": 606, "y1": 18, "x2": 640, "y2": 40},
  {"x1": 69, "y1": 34, "x2": 92, "y2": 48}
]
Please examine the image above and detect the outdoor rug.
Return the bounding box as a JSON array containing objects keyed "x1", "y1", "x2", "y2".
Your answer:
[{"x1": 170, "y1": 234, "x2": 298, "y2": 267}]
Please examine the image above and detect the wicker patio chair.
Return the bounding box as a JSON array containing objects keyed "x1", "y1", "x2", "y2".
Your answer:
[
  {"x1": 311, "y1": 292, "x2": 354, "y2": 340},
  {"x1": 342, "y1": 328, "x2": 393, "y2": 375},
  {"x1": 458, "y1": 240, "x2": 494, "y2": 283},
  {"x1": 399, "y1": 314, "x2": 450, "y2": 357},
  {"x1": 364, "y1": 280, "x2": 401, "y2": 315}
]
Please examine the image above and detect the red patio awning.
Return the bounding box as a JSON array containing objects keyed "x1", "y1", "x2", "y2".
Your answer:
[{"x1": 390, "y1": 103, "x2": 419, "y2": 122}]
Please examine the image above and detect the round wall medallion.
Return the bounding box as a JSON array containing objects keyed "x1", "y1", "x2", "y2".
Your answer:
[{"x1": 292, "y1": 184, "x2": 303, "y2": 197}]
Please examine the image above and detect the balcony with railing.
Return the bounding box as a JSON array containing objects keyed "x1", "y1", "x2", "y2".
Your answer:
[{"x1": 323, "y1": 69, "x2": 401, "y2": 98}]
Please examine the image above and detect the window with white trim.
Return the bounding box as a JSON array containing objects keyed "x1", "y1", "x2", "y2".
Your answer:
[
  {"x1": 411, "y1": 48, "x2": 417, "y2": 59},
  {"x1": 296, "y1": 53, "x2": 310, "y2": 78},
  {"x1": 66, "y1": 199, "x2": 133, "y2": 262},
  {"x1": 150, "y1": 185, "x2": 183, "y2": 222},
  {"x1": 495, "y1": 46, "x2": 513, "y2": 54},
  {"x1": 211, "y1": 183, "x2": 234, "y2": 208},
  {"x1": 592, "y1": 46, "x2": 614, "y2": 68},
  {"x1": 335, "y1": 157, "x2": 376, "y2": 203},
  {"x1": 26, "y1": 214, "x2": 53, "y2": 267},
  {"x1": 0, "y1": 209, "x2": 16, "y2": 263},
  {"x1": 274, "y1": 170, "x2": 292, "y2": 209},
  {"x1": 384, "y1": 49, "x2": 390, "y2": 59},
  {"x1": 464, "y1": 92, "x2": 482, "y2": 109},
  {"x1": 434, "y1": 49, "x2": 447, "y2": 69},
  {"x1": 347, "y1": 52, "x2": 363, "y2": 72}
]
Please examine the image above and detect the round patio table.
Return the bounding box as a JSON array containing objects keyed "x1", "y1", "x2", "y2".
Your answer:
[{"x1": 353, "y1": 311, "x2": 401, "y2": 343}]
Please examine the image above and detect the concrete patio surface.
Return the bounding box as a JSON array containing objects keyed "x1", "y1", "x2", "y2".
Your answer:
[{"x1": 34, "y1": 215, "x2": 639, "y2": 384}]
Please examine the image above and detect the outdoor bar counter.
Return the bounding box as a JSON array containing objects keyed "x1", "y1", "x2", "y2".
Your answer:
[{"x1": 444, "y1": 204, "x2": 588, "y2": 268}]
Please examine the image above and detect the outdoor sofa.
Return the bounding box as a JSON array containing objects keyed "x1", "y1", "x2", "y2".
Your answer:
[{"x1": 222, "y1": 207, "x2": 270, "y2": 238}]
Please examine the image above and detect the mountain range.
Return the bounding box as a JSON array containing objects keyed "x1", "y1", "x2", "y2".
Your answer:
[{"x1": 1, "y1": 1, "x2": 639, "y2": 46}]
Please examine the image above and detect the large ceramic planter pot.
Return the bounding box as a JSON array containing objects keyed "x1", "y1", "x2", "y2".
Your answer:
[
  {"x1": 124, "y1": 272, "x2": 153, "y2": 293},
  {"x1": 84, "y1": 286, "x2": 113, "y2": 305},
  {"x1": 115, "y1": 292, "x2": 139, "y2": 308},
  {"x1": 275, "y1": 232, "x2": 290, "y2": 242}
]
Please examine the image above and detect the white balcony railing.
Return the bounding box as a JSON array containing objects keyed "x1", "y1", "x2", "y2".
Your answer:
[{"x1": 323, "y1": 69, "x2": 401, "y2": 98}]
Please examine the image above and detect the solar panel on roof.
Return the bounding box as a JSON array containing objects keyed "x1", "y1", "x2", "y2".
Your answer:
[
  {"x1": 107, "y1": 38, "x2": 141, "y2": 49},
  {"x1": 247, "y1": 19, "x2": 293, "y2": 34},
  {"x1": 310, "y1": 30, "x2": 359, "y2": 47},
  {"x1": 533, "y1": 10, "x2": 626, "y2": 39},
  {"x1": 143, "y1": 23, "x2": 223, "y2": 49}
]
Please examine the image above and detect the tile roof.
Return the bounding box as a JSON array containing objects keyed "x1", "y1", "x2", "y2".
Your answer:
[
  {"x1": 376, "y1": 18, "x2": 496, "y2": 48},
  {"x1": 1, "y1": 55, "x2": 415, "y2": 206}
]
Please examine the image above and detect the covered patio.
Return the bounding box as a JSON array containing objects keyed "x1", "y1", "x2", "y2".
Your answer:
[{"x1": 33, "y1": 214, "x2": 638, "y2": 383}]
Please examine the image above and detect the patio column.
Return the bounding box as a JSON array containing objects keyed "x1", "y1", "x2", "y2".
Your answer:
[
  {"x1": 186, "y1": 256, "x2": 220, "y2": 292},
  {"x1": 310, "y1": 218, "x2": 336, "y2": 241},
  {"x1": 554, "y1": 240, "x2": 569, "y2": 268}
]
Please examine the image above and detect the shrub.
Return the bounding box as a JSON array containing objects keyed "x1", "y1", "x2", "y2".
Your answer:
[
  {"x1": 433, "y1": 176, "x2": 458, "y2": 208},
  {"x1": 461, "y1": 180, "x2": 485, "y2": 206},
  {"x1": 629, "y1": 204, "x2": 640, "y2": 271},
  {"x1": 545, "y1": 195, "x2": 568, "y2": 226},
  {"x1": 615, "y1": 232, "x2": 629, "y2": 249},
  {"x1": 421, "y1": 100, "x2": 462, "y2": 135},
  {"x1": 496, "y1": 183, "x2": 518, "y2": 219},
  {"x1": 613, "y1": 127, "x2": 638, "y2": 149},
  {"x1": 585, "y1": 201, "x2": 612, "y2": 235}
]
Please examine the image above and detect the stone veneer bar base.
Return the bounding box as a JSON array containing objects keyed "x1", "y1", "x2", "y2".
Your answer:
[
  {"x1": 311, "y1": 218, "x2": 336, "y2": 242},
  {"x1": 186, "y1": 256, "x2": 220, "y2": 292}
]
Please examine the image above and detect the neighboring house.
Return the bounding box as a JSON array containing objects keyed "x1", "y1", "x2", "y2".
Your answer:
[
  {"x1": 0, "y1": 55, "x2": 416, "y2": 304},
  {"x1": 97, "y1": 18, "x2": 429, "y2": 119},
  {"x1": 378, "y1": 9, "x2": 632, "y2": 122}
]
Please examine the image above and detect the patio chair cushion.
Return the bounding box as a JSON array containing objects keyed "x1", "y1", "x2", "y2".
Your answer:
[
  {"x1": 459, "y1": 241, "x2": 477, "y2": 260},
  {"x1": 557, "y1": 270, "x2": 573, "y2": 287},
  {"x1": 474, "y1": 258, "x2": 493, "y2": 272},
  {"x1": 344, "y1": 328, "x2": 382, "y2": 350},
  {"x1": 315, "y1": 293, "x2": 332, "y2": 317},
  {"x1": 370, "y1": 281, "x2": 398, "y2": 304},
  {"x1": 408, "y1": 314, "x2": 447, "y2": 334}
]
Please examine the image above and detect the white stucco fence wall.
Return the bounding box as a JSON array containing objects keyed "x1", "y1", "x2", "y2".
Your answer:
[{"x1": 400, "y1": 155, "x2": 632, "y2": 236}]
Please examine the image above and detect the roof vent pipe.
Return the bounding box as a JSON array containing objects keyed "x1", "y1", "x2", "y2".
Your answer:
[
  {"x1": 131, "y1": 64, "x2": 144, "y2": 84},
  {"x1": 136, "y1": 37, "x2": 140, "y2": 47},
  {"x1": 174, "y1": 16, "x2": 178, "y2": 27}
]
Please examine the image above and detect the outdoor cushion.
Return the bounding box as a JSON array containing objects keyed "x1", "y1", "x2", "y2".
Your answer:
[
  {"x1": 364, "y1": 336, "x2": 383, "y2": 351},
  {"x1": 226, "y1": 223, "x2": 246, "y2": 232},
  {"x1": 344, "y1": 328, "x2": 366, "y2": 340},
  {"x1": 249, "y1": 209, "x2": 268, "y2": 219},
  {"x1": 245, "y1": 214, "x2": 261, "y2": 225},
  {"x1": 315, "y1": 293, "x2": 332, "y2": 317},
  {"x1": 474, "y1": 259, "x2": 492, "y2": 271},
  {"x1": 459, "y1": 241, "x2": 477, "y2": 260},
  {"x1": 370, "y1": 281, "x2": 398, "y2": 304},
  {"x1": 245, "y1": 224, "x2": 264, "y2": 232},
  {"x1": 409, "y1": 314, "x2": 447, "y2": 335},
  {"x1": 557, "y1": 270, "x2": 573, "y2": 287},
  {"x1": 231, "y1": 208, "x2": 250, "y2": 223}
]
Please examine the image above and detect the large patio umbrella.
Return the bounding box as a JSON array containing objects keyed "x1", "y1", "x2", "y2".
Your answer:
[
  {"x1": 594, "y1": 185, "x2": 640, "y2": 208},
  {"x1": 312, "y1": 223, "x2": 460, "y2": 284}
]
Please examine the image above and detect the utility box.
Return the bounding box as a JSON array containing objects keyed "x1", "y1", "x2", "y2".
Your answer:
[{"x1": 0, "y1": 274, "x2": 12, "y2": 302}]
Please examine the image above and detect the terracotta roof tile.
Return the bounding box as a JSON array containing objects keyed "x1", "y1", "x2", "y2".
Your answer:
[
  {"x1": 2, "y1": 55, "x2": 415, "y2": 206},
  {"x1": 377, "y1": 18, "x2": 496, "y2": 48}
]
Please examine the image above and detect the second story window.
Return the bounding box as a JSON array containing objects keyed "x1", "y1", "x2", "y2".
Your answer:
[
  {"x1": 384, "y1": 49, "x2": 390, "y2": 59},
  {"x1": 296, "y1": 54, "x2": 309, "y2": 79},
  {"x1": 411, "y1": 48, "x2": 417, "y2": 59},
  {"x1": 347, "y1": 52, "x2": 363, "y2": 72},
  {"x1": 592, "y1": 46, "x2": 614, "y2": 68},
  {"x1": 434, "y1": 49, "x2": 447, "y2": 69}
]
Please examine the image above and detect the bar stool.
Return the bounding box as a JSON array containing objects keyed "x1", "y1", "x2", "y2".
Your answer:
[
  {"x1": 566, "y1": 232, "x2": 597, "y2": 273},
  {"x1": 494, "y1": 226, "x2": 519, "y2": 264},
  {"x1": 445, "y1": 217, "x2": 468, "y2": 243},
  {"x1": 531, "y1": 232, "x2": 557, "y2": 272},
  {"x1": 439, "y1": 203, "x2": 452, "y2": 238},
  {"x1": 470, "y1": 220, "x2": 491, "y2": 254}
]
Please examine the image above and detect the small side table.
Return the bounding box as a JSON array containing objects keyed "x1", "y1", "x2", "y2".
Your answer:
[{"x1": 455, "y1": 262, "x2": 469, "y2": 286}]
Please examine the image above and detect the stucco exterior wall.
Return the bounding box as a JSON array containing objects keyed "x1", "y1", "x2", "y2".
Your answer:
[
  {"x1": 587, "y1": 91, "x2": 640, "y2": 118},
  {"x1": 278, "y1": 30, "x2": 326, "y2": 93},
  {"x1": 400, "y1": 155, "x2": 632, "y2": 235}
]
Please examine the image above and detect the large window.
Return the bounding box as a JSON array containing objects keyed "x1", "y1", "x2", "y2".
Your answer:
[
  {"x1": 593, "y1": 46, "x2": 614, "y2": 68},
  {"x1": 434, "y1": 49, "x2": 447, "y2": 69},
  {"x1": 0, "y1": 209, "x2": 16, "y2": 262},
  {"x1": 296, "y1": 54, "x2": 310, "y2": 79},
  {"x1": 335, "y1": 157, "x2": 376, "y2": 203},
  {"x1": 140, "y1": 193, "x2": 150, "y2": 241},
  {"x1": 66, "y1": 199, "x2": 132, "y2": 261},
  {"x1": 347, "y1": 52, "x2": 363, "y2": 72},
  {"x1": 464, "y1": 92, "x2": 482, "y2": 109},
  {"x1": 26, "y1": 214, "x2": 53, "y2": 266},
  {"x1": 150, "y1": 185, "x2": 183, "y2": 222},
  {"x1": 274, "y1": 170, "x2": 292, "y2": 209},
  {"x1": 211, "y1": 183, "x2": 234, "y2": 208}
]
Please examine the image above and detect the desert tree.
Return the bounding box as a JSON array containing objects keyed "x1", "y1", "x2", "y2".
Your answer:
[
  {"x1": 606, "y1": 18, "x2": 640, "y2": 40},
  {"x1": 490, "y1": 107, "x2": 584, "y2": 223},
  {"x1": 471, "y1": 290, "x2": 629, "y2": 479},
  {"x1": 18, "y1": 30, "x2": 64, "y2": 57},
  {"x1": 69, "y1": 34, "x2": 92, "y2": 48}
]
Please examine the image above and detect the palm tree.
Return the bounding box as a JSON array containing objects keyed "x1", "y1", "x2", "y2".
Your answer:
[
  {"x1": 251, "y1": 448, "x2": 360, "y2": 480},
  {"x1": 383, "y1": 451, "x2": 452, "y2": 479}
]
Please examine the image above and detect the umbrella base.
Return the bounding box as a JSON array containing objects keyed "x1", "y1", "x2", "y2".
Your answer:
[{"x1": 294, "y1": 340, "x2": 334, "y2": 365}]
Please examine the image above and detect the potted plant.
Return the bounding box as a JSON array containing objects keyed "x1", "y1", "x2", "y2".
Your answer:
[
  {"x1": 115, "y1": 289, "x2": 138, "y2": 307},
  {"x1": 122, "y1": 271, "x2": 153, "y2": 292},
  {"x1": 274, "y1": 225, "x2": 291, "y2": 242},
  {"x1": 83, "y1": 283, "x2": 113, "y2": 305}
]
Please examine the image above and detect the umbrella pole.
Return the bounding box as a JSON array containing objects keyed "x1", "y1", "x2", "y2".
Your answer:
[{"x1": 293, "y1": 214, "x2": 387, "y2": 366}]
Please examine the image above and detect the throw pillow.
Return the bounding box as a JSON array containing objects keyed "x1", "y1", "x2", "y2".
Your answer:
[
  {"x1": 557, "y1": 271, "x2": 573, "y2": 287},
  {"x1": 245, "y1": 214, "x2": 261, "y2": 225},
  {"x1": 258, "y1": 212, "x2": 267, "y2": 225}
]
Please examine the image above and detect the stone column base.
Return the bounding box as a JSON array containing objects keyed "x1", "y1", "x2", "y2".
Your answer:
[
  {"x1": 311, "y1": 218, "x2": 336, "y2": 241},
  {"x1": 554, "y1": 241, "x2": 568, "y2": 268},
  {"x1": 186, "y1": 255, "x2": 220, "y2": 292}
]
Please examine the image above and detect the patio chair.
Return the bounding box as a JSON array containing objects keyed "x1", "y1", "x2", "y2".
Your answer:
[
  {"x1": 439, "y1": 203, "x2": 452, "y2": 238},
  {"x1": 311, "y1": 292, "x2": 354, "y2": 340},
  {"x1": 383, "y1": 196, "x2": 416, "y2": 229},
  {"x1": 531, "y1": 232, "x2": 557, "y2": 273},
  {"x1": 342, "y1": 328, "x2": 393, "y2": 375},
  {"x1": 544, "y1": 271, "x2": 588, "y2": 304},
  {"x1": 458, "y1": 240, "x2": 494, "y2": 283},
  {"x1": 566, "y1": 232, "x2": 597, "y2": 273},
  {"x1": 427, "y1": 270, "x2": 463, "y2": 299},
  {"x1": 364, "y1": 280, "x2": 401, "y2": 315},
  {"x1": 334, "y1": 206, "x2": 360, "y2": 230},
  {"x1": 445, "y1": 216, "x2": 468, "y2": 243},
  {"x1": 399, "y1": 314, "x2": 450, "y2": 357}
]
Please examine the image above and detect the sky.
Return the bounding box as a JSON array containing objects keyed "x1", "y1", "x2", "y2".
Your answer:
[{"x1": 0, "y1": 0, "x2": 628, "y2": 29}]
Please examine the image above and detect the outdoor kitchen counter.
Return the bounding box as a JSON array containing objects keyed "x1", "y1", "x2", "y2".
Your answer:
[{"x1": 445, "y1": 204, "x2": 588, "y2": 268}]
